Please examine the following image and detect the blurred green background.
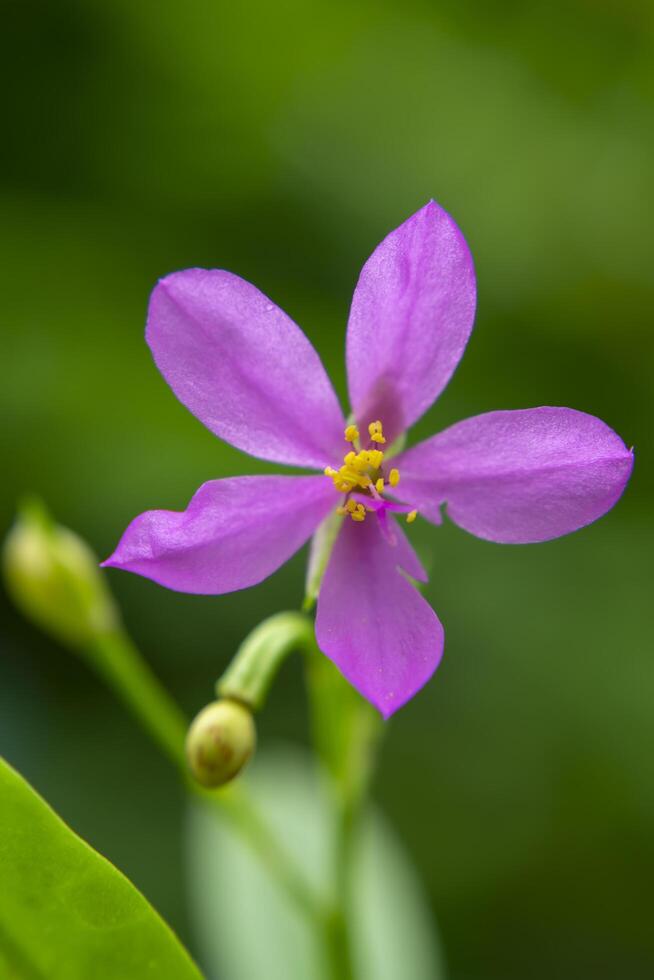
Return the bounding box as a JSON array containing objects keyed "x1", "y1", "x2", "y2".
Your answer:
[{"x1": 1, "y1": 0, "x2": 653, "y2": 977}]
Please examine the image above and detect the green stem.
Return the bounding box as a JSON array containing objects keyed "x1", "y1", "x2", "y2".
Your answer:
[
  {"x1": 221, "y1": 611, "x2": 364, "y2": 973},
  {"x1": 88, "y1": 629, "x2": 188, "y2": 770},
  {"x1": 304, "y1": 641, "x2": 385, "y2": 980},
  {"x1": 323, "y1": 901, "x2": 356, "y2": 980},
  {"x1": 323, "y1": 800, "x2": 357, "y2": 980},
  {"x1": 217, "y1": 611, "x2": 314, "y2": 709},
  {"x1": 201, "y1": 785, "x2": 326, "y2": 926},
  {"x1": 85, "y1": 626, "x2": 326, "y2": 928}
]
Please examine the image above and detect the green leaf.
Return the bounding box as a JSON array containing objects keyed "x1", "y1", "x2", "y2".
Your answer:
[
  {"x1": 186, "y1": 747, "x2": 445, "y2": 980},
  {"x1": 0, "y1": 756, "x2": 203, "y2": 980}
]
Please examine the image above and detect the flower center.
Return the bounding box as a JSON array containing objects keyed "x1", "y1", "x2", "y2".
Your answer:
[{"x1": 324, "y1": 421, "x2": 417, "y2": 524}]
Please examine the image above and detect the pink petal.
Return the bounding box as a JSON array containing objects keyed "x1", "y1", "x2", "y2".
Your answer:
[
  {"x1": 346, "y1": 201, "x2": 476, "y2": 442},
  {"x1": 394, "y1": 408, "x2": 633, "y2": 544},
  {"x1": 102, "y1": 475, "x2": 335, "y2": 594},
  {"x1": 315, "y1": 516, "x2": 443, "y2": 717},
  {"x1": 147, "y1": 270, "x2": 346, "y2": 469}
]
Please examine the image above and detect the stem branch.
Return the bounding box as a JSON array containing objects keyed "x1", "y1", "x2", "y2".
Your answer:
[
  {"x1": 304, "y1": 640, "x2": 385, "y2": 980},
  {"x1": 89, "y1": 629, "x2": 187, "y2": 770},
  {"x1": 85, "y1": 627, "x2": 326, "y2": 928}
]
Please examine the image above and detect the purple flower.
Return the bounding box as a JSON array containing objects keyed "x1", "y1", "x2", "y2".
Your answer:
[{"x1": 103, "y1": 202, "x2": 633, "y2": 717}]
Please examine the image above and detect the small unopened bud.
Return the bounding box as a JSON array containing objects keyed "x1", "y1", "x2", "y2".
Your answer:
[
  {"x1": 186, "y1": 699, "x2": 256, "y2": 788},
  {"x1": 2, "y1": 498, "x2": 117, "y2": 649}
]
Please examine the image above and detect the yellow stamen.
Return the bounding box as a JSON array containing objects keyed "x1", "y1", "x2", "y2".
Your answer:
[
  {"x1": 368, "y1": 420, "x2": 386, "y2": 444},
  {"x1": 406, "y1": 510, "x2": 418, "y2": 524},
  {"x1": 337, "y1": 499, "x2": 368, "y2": 522},
  {"x1": 324, "y1": 419, "x2": 397, "y2": 517},
  {"x1": 389, "y1": 468, "x2": 400, "y2": 487}
]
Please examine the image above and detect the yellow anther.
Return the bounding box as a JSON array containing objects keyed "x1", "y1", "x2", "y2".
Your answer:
[
  {"x1": 406, "y1": 510, "x2": 418, "y2": 524},
  {"x1": 325, "y1": 420, "x2": 393, "y2": 522},
  {"x1": 368, "y1": 420, "x2": 386, "y2": 444},
  {"x1": 389, "y1": 468, "x2": 400, "y2": 487}
]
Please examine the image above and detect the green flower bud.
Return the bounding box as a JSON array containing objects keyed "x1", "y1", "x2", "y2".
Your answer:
[
  {"x1": 186, "y1": 699, "x2": 256, "y2": 788},
  {"x1": 2, "y1": 498, "x2": 117, "y2": 649}
]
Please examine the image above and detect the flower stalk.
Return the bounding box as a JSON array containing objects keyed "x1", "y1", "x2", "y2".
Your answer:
[
  {"x1": 88, "y1": 628, "x2": 188, "y2": 771},
  {"x1": 304, "y1": 635, "x2": 385, "y2": 980},
  {"x1": 217, "y1": 610, "x2": 315, "y2": 710}
]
